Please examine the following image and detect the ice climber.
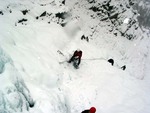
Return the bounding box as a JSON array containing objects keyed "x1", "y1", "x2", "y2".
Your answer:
[
  {"x1": 121, "y1": 65, "x2": 126, "y2": 70},
  {"x1": 108, "y1": 58, "x2": 114, "y2": 66},
  {"x1": 81, "y1": 107, "x2": 96, "y2": 113},
  {"x1": 68, "y1": 49, "x2": 82, "y2": 68}
]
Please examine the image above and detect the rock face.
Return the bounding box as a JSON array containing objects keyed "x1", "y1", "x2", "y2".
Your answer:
[
  {"x1": 0, "y1": 48, "x2": 34, "y2": 113},
  {"x1": 66, "y1": 0, "x2": 142, "y2": 40},
  {"x1": 134, "y1": 0, "x2": 150, "y2": 28},
  {"x1": 0, "y1": 0, "x2": 143, "y2": 39}
]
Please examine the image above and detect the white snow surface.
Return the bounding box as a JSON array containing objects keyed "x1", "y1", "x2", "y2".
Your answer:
[
  {"x1": 123, "y1": 18, "x2": 130, "y2": 24},
  {"x1": 0, "y1": 0, "x2": 150, "y2": 113}
]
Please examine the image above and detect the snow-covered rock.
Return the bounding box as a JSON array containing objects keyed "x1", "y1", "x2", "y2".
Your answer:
[{"x1": 66, "y1": 0, "x2": 142, "y2": 40}]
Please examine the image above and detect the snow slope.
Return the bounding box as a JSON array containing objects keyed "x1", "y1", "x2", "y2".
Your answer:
[{"x1": 0, "y1": 0, "x2": 150, "y2": 113}]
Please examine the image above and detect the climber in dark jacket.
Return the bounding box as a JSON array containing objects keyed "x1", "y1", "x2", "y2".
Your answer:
[
  {"x1": 108, "y1": 58, "x2": 114, "y2": 66},
  {"x1": 68, "y1": 49, "x2": 82, "y2": 68},
  {"x1": 81, "y1": 107, "x2": 96, "y2": 113}
]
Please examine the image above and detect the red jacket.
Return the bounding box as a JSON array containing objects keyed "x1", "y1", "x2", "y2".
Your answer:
[
  {"x1": 68, "y1": 50, "x2": 82, "y2": 65},
  {"x1": 73, "y1": 50, "x2": 82, "y2": 58}
]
